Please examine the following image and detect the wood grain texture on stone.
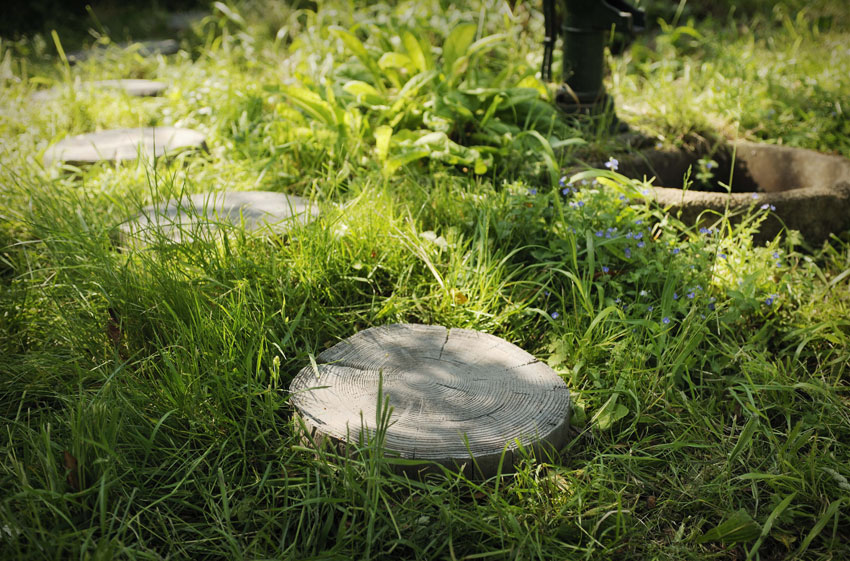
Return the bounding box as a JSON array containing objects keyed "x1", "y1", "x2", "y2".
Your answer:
[
  {"x1": 43, "y1": 127, "x2": 206, "y2": 166},
  {"x1": 121, "y1": 191, "x2": 319, "y2": 244},
  {"x1": 290, "y1": 324, "x2": 571, "y2": 477}
]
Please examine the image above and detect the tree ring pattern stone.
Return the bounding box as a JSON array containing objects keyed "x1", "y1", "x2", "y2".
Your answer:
[
  {"x1": 43, "y1": 127, "x2": 206, "y2": 166},
  {"x1": 121, "y1": 191, "x2": 319, "y2": 244},
  {"x1": 290, "y1": 324, "x2": 571, "y2": 477}
]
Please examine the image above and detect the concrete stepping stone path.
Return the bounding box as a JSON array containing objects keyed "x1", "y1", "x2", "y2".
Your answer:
[
  {"x1": 121, "y1": 191, "x2": 319, "y2": 243},
  {"x1": 43, "y1": 126, "x2": 206, "y2": 166},
  {"x1": 290, "y1": 323, "x2": 571, "y2": 478},
  {"x1": 32, "y1": 79, "x2": 168, "y2": 101}
]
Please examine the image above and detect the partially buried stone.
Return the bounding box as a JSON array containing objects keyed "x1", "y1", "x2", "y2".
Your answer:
[
  {"x1": 66, "y1": 39, "x2": 180, "y2": 64},
  {"x1": 43, "y1": 127, "x2": 206, "y2": 166},
  {"x1": 32, "y1": 79, "x2": 167, "y2": 101},
  {"x1": 290, "y1": 323, "x2": 571, "y2": 478},
  {"x1": 121, "y1": 191, "x2": 319, "y2": 244}
]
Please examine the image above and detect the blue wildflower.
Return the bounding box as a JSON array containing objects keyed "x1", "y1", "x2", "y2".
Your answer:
[
  {"x1": 662, "y1": 317, "x2": 671, "y2": 324},
  {"x1": 765, "y1": 294, "x2": 778, "y2": 306},
  {"x1": 761, "y1": 203, "x2": 776, "y2": 211},
  {"x1": 637, "y1": 241, "x2": 645, "y2": 248},
  {"x1": 634, "y1": 232, "x2": 643, "y2": 240},
  {"x1": 672, "y1": 248, "x2": 680, "y2": 255},
  {"x1": 772, "y1": 252, "x2": 780, "y2": 259},
  {"x1": 559, "y1": 176, "x2": 568, "y2": 187},
  {"x1": 624, "y1": 248, "x2": 631, "y2": 259},
  {"x1": 687, "y1": 291, "x2": 695, "y2": 299},
  {"x1": 719, "y1": 253, "x2": 727, "y2": 259},
  {"x1": 635, "y1": 220, "x2": 643, "y2": 225},
  {"x1": 648, "y1": 306, "x2": 654, "y2": 312},
  {"x1": 596, "y1": 231, "x2": 604, "y2": 237},
  {"x1": 551, "y1": 311, "x2": 560, "y2": 319},
  {"x1": 605, "y1": 157, "x2": 619, "y2": 171},
  {"x1": 699, "y1": 227, "x2": 712, "y2": 235},
  {"x1": 528, "y1": 188, "x2": 537, "y2": 196},
  {"x1": 673, "y1": 292, "x2": 679, "y2": 300},
  {"x1": 602, "y1": 266, "x2": 610, "y2": 273}
]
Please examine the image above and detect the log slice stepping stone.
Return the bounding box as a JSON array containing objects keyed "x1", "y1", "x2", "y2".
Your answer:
[
  {"x1": 67, "y1": 39, "x2": 180, "y2": 64},
  {"x1": 290, "y1": 324, "x2": 571, "y2": 477},
  {"x1": 32, "y1": 79, "x2": 167, "y2": 101},
  {"x1": 121, "y1": 191, "x2": 319, "y2": 244},
  {"x1": 43, "y1": 126, "x2": 206, "y2": 166}
]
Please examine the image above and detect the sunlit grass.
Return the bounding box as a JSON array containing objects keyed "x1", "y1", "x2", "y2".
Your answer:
[{"x1": 1, "y1": 1, "x2": 849, "y2": 559}]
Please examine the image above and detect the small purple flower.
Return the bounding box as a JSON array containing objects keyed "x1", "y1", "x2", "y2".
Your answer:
[
  {"x1": 752, "y1": 193, "x2": 760, "y2": 199},
  {"x1": 699, "y1": 227, "x2": 712, "y2": 235},
  {"x1": 626, "y1": 232, "x2": 633, "y2": 239},
  {"x1": 619, "y1": 195, "x2": 627, "y2": 201},
  {"x1": 706, "y1": 161, "x2": 718, "y2": 170},
  {"x1": 772, "y1": 252, "x2": 780, "y2": 259},
  {"x1": 635, "y1": 220, "x2": 643, "y2": 225},
  {"x1": 559, "y1": 176, "x2": 568, "y2": 187},
  {"x1": 637, "y1": 241, "x2": 645, "y2": 248},
  {"x1": 765, "y1": 294, "x2": 778, "y2": 306},
  {"x1": 551, "y1": 311, "x2": 560, "y2": 319},
  {"x1": 708, "y1": 302, "x2": 715, "y2": 311},
  {"x1": 605, "y1": 157, "x2": 619, "y2": 171},
  {"x1": 672, "y1": 248, "x2": 680, "y2": 255},
  {"x1": 596, "y1": 231, "x2": 604, "y2": 237},
  {"x1": 662, "y1": 317, "x2": 671, "y2": 324},
  {"x1": 577, "y1": 201, "x2": 585, "y2": 207},
  {"x1": 687, "y1": 291, "x2": 695, "y2": 299},
  {"x1": 719, "y1": 253, "x2": 727, "y2": 259},
  {"x1": 634, "y1": 232, "x2": 643, "y2": 240},
  {"x1": 528, "y1": 188, "x2": 537, "y2": 196},
  {"x1": 673, "y1": 292, "x2": 679, "y2": 300},
  {"x1": 602, "y1": 266, "x2": 610, "y2": 273},
  {"x1": 647, "y1": 306, "x2": 654, "y2": 312},
  {"x1": 761, "y1": 203, "x2": 776, "y2": 211},
  {"x1": 624, "y1": 247, "x2": 631, "y2": 259},
  {"x1": 544, "y1": 290, "x2": 550, "y2": 297}
]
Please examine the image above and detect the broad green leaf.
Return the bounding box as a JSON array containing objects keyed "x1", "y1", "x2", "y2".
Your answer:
[
  {"x1": 342, "y1": 80, "x2": 387, "y2": 107},
  {"x1": 329, "y1": 26, "x2": 384, "y2": 90},
  {"x1": 592, "y1": 394, "x2": 629, "y2": 431},
  {"x1": 374, "y1": 125, "x2": 392, "y2": 162},
  {"x1": 473, "y1": 158, "x2": 487, "y2": 175},
  {"x1": 384, "y1": 147, "x2": 430, "y2": 174},
  {"x1": 517, "y1": 75, "x2": 548, "y2": 97},
  {"x1": 402, "y1": 30, "x2": 429, "y2": 72},
  {"x1": 390, "y1": 70, "x2": 437, "y2": 114},
  {"x1": 696, "y1": 510, "x2": 761, "y2": 544},
  {"x1": 378, "y1": 52, "x2": 412, "y2": 72},
  {"x1": 280, "y1": 85, "x2": 339, "y2": 127},
  {"x1": 443, "y1": 23, "x2": 477, "y2": 73}
]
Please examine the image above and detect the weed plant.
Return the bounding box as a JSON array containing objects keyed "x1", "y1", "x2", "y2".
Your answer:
[{"x1": 1, "y1": 0, "x2": 849, "y2": 559}]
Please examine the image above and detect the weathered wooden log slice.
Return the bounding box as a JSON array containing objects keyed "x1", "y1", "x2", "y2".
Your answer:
[
  {"x1": 290, "y1": 324, "x2": 571, "y2": 477},
  {"x1": 32, "y1": 79, "x2": 168, "y2": 101},
  {"x1": 121, "y1": 191, "x2": 319, "y2": 243},
  {"x1": 44, "y1": 127, "x2": 206, "y2": 166}
]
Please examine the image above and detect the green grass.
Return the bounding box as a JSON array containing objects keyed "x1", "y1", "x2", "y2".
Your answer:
[{"x1": 1, "y1": 0, "x2": 849, "y2": 559}]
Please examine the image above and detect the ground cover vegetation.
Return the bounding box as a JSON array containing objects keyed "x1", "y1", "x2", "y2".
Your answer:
[{"x1": 1, "y1": 0, "x2": 848, "y2": 558}]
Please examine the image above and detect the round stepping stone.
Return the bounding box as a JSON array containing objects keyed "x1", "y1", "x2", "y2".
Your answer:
[
  {"x1": 43, "y1": 126, "x2": 206, "y2": 166},
  {"x1": 121, "y1": 191, "x2": 319, "y2": 243},
  {"x1": 67, "y1": 39, "x2": 180, "y2": 64},
  {"x1": 290, "y1": 324, "x2": 571, "y2": 477},
  {"x1": 32, "y1": 79, "x2": 167, "y2": 101}
]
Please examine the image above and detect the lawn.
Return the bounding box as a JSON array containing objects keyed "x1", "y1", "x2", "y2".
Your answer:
[{"x1": 1, "y1": 0, "x2": 848, "y2": 559}]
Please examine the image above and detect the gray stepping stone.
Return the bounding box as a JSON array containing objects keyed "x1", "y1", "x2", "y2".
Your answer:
[
  {"x1": 290, "y1": 324, "x2": 571, "y2": 478},
  {"x1": 67, "y1": 39, "x2": 180, "y2": 64},
  {"x1": 43, "y1": 126, "x2": 206, "y2": 166},
  {"x1": 121, "y1": 191, "x2": 319, "y2": 243},
  {"x1": 32, "y1": 79, "x2": 167, "y2": 101}
]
